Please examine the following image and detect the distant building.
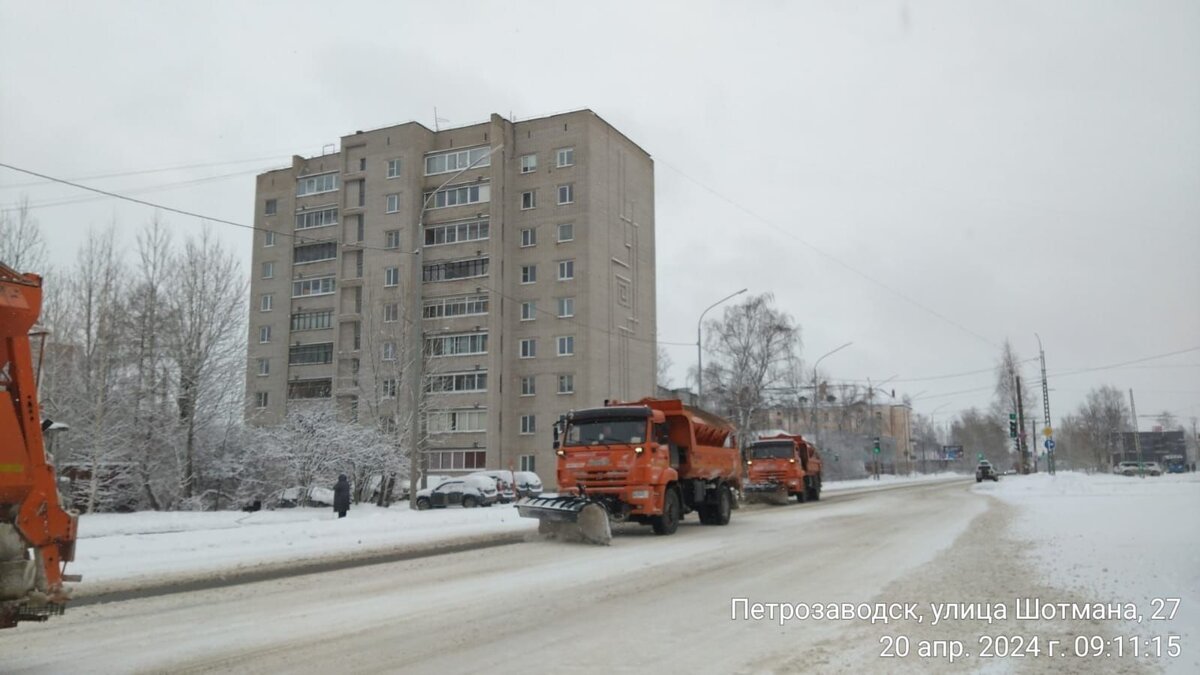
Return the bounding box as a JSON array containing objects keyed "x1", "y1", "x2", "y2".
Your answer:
[
  {"x1": 1112, "y1": 430, "x2": 1187, "y2": 466},
  {"x1": 245, "y1": 110, "x2": 657, "y2": 481}
]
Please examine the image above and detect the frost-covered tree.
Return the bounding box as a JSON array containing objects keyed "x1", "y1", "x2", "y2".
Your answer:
[{"x1": 0, "y1": 195, "x2": 47, "y2": 272}]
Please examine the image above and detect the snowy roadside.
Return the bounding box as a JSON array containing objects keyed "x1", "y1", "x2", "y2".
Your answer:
[
  {"x1": 67, "y1": 472, "x2": 968, "y2": 593},
  {"x1": 984, "y1": 471, "x2": 1200, "y2": 673}
]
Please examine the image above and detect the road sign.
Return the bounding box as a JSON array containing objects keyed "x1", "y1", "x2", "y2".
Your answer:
[
  {"x1": 978, "y1": 452, "x2": 984, "y2": 460},
  {"x1": 1044, "y1": 438, "x2": 1055, "y2": 451},
  {"x1": 1043, "y1": 427, "x2": 1053, "y2": 437}
]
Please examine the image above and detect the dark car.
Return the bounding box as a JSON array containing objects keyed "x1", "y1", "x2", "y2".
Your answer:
[{"x1": 976, "y1": 461, "x2": 999, "y2": 482}]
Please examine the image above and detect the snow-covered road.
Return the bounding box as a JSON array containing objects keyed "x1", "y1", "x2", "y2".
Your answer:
[{"x1": 2, "y1": 475, "x2": 1193, "y2": 674}]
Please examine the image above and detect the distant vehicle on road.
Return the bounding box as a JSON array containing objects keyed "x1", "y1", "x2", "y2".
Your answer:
[
  {"x1": 415, "y1": 475, "x2": 499, "y2": 510},
  {"x1": 1163, "y1": 454, "x2": 1187, "y2": 474},
  {"x1": 1114, "y1": 460, "x2": 1162, "y2": 476},
  {"x1": 975, "y1": 461, "x2": 999, "y2": 482}
]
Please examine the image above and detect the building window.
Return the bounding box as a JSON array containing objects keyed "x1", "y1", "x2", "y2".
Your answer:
[
  {"x1": 556, "y1": 147, "x2": 575, "y2": 168},
  {"x1": 292, "y1": 276, "x2": 335, "y2": 298},
  {"x1": 382, "y1": 377, "x2": 398, "y2": 398},
  {"x1": 265, "y1": 199, "x2": 277, "y2": 215},
  {"x1": 385, "y1": 266, "x2": 399, "y2": 287},
  {"x1": 258, "y1": 325, "x2": 271, "y2": 343},
  {"x1": 520, "y1": 265, "x2": 537, "y2": 284},
  {"x1": 424, "y1": 183, "x2": 490, "y2": 209},
  {"x1": 520, "y1": 415, "x2": 536, "y2": 435},
  {"x1": 520, "y1": 376, "x2": 535, "y2": 396},
  {"x1": 424, "y1": 146, "x2": 492, "y2": 175},
  {"x1": 352, "y1": 321, "x2": 361, "y2": 350},
  {"x1": 427, "y1": 370, "x2": 488, "y2": 393},
  {"x1": 255, "y1": 391, "x2": 269, "y2": 409},
  {"x1": 521, "y1": 190, "x2": 536, "y2": 210},
  {"x1": 423, "y1": 257, "x2": 489, "y2": 282},
  {"x1": 257, "y1": 358, "x2": 270, "y2": 377},
  {"x1": 296, "y1": 172, "x2": 338, "y2": 197},
  {"x1": 520, "y1": 227, "x2": 536, "y2": 248},
  {"x1": 557, "y1": 223, "x2": 574, "y2": 242},
  {"x1": 355, "y1": 215, "x2": 365, "y2": 242},
  {"x1": 520, "y1": 301, "x2": 536, "y2": 321},
  {"x1": 557, "y1": 297, "x2": 575, "y2": 318},
  {"x1": 264, "y1": 230, "x2": 276, "y2": 247},
  {"x1": 261, "y1": 261, "x2": 274, "y2": 279},
  {"x1": 290, "y1": 310, "x2": 333, "y2": 331},
  {"x1": 558, "y1": 260, "x2": 575, "y2": 280},
  {"x1": 519, "y1": 454, "x2": 536, "y2": 472},
  {"x1": 287, "y1": 378, "x2": 332, "y2": 399},
  {"x1": 426, "y1": 331, "x2": 488, "y2": 357},
  {"x1": 520, "y1": 154, "x2": 537, "y2": 174},
  {"x1": 379, "y1": 341, "x2": 395, "y2": 361},
  {"x1": 428, "y1": 409, "x2": 488, "y2": 434},
  {"x1": 354, "y1": 286, "x2": 363, "y2": 313},
  {"x1": 423, "y1": 294, "x2": 488, "y2": 319},
  {"x1": 358, "y1": 157, "x2": 367, "y2": 172},
  {"x1": 260, "y1": 294, "x2": 273, "y2": 312},
  {"x1": 428, "y1": 450, "x2": 487, "y2": 471},
  {"x1": 385, "y1": 230, "x2": 401, "y2": 249},
  {"x1": 424, "y1": 218, "x2": 489, "y2": 247},
  {"x1": 557, "y1": 374, "x2": 574, "y2": 394},
  {"x1": 519, "y1": 338, "x2": 536, "y2": 359},
  {"x1": 355, "y1": 250, "x2": 364, "y2": 278},
  {"x1": 293, "y1": 241, "x2": 338, "y2": 264},
  {"x1": 387, "y1": 159, "x2": 402, "y2": 178},
  {"x1": 557, "y1": 184, "x2": 574, "y2": 205},
  {"x1": 289, "y1": 342, "x2": 334, "y2": 365},
  {"x1": 384, "y1": 303, "x2": 398, "y2": 323},
  {"x1": 557, "y1": 335, "x2": 575, "y2": 356},
  {"x1": 386, "y1": 193, "x2": 400, "y2": 213},
  {"x1": 294, "y1": 207, "x2": 339, "y2": 230}
]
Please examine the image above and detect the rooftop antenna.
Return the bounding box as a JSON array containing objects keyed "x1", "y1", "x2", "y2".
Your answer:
[{"x1": 434, "y1": 107, "x2": 449, "y2": 132}]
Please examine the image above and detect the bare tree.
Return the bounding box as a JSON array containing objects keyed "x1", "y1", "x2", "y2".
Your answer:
[
  {"x1": 164, "y1": 226, "x2": 245, "y2": 499},
  {"x1": 656, "y1": 344, "x2": 673, "y2": 389},
  {"x1": 702, "y1": 293, "x2": 801, "y2": 447},
  {"x1": 951, "y1": 407, "x2": 1009, "y2": 469},
  {"x1": 0, "y1": 195, "x2": 47, "y2": 272},
  {"x1": 1074, "y1": 385, "x2": 1131, "y2": 470},
  {"x1": 1154, "y1": 410, "x2": 1179, "y2": 431}
]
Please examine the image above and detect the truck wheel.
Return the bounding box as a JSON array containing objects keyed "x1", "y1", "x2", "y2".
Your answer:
[
  {"x1": 701, "y1": 485, "x2": 732, "y2": 525},
  {"x1": 809, "y1": 476, "x2": 822, "y2": 502},
  {"x1": 651, "y1": 488, "x2": 681, "y2": 535},
  {"x1": 796, "y1": 487, "x2": 807, "y2": 504}
]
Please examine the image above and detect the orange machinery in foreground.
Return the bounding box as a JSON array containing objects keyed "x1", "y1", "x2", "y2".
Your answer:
[
  {"x1": 0, "y1": 263, "x2": 79, "y2": 628},
  {"x1": 517, "y1": 398, "x2": 741, "y2": 544},
  {"x1": 744, "y1": 433, "x2": 824, "y2": 504}
]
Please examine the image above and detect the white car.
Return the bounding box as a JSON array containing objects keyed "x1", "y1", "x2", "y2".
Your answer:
[
  {"x1": 468, "y1": 470, "x2": 545, "y2": 502},
  {"x1": 414, "y1": 475, "x2": 499, "y2": 510}
]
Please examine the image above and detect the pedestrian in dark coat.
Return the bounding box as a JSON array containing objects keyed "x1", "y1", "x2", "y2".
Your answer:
[{"x1": 333, "y1": 474, "x2": 351, "y2": 518}]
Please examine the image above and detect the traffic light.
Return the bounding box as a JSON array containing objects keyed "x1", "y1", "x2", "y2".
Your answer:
[
  {"x1": 1008, "y1": 413, "x2": 1018, "y2": 438},
  {"x1": 872, "y1": 437, "x2": 881, "y2": 454}
]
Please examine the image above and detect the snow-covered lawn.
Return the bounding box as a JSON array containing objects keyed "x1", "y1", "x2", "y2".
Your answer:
[
  {"x1": 822, "y1": 471, "x2": 967, "y2": 492},
  {"x1": 981, "y1": 471, "x2": 1200, "y2": 672},
  {"x1": 73, "y1": 503, "x2": 535, "y2": 591}
]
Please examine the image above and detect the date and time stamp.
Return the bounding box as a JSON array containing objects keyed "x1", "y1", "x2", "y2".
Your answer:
[{"x1": 731, "y1": 596, "x2": 1185, "y2": 663}]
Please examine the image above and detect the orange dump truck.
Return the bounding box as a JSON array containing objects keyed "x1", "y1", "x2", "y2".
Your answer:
[
  {"x1": 517, "y1": 398, "x2": 741, "y2": 544},
  {"x1": 1, "y1": 264, "x2": 79, "y2": 628},
  {"x1": 744, "y1": 433, "x2": 823, "y2": 505}
]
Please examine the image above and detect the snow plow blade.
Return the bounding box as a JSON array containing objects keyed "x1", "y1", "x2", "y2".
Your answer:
[
  {"x1": 744, "y1": 485, "x2": 791, "y2": 505},
  {"x1": 517, "y1": 496, "x2": 612, "y2": 546}
]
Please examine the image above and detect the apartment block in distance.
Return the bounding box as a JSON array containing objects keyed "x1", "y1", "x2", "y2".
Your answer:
[{"x1": 245, "y1": 110, "x2": 656, "y2": 485}]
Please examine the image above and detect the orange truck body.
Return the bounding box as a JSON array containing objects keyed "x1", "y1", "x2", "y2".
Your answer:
[
  {"x1": 0, "y1": 264, "x2": 78, "y2": 628},
  {"x1": 546, "y1": 398, "x2": 741, "y2": 531},
  {"x1": 745, "y1": 433, "x2": 824, "y2": 503}
]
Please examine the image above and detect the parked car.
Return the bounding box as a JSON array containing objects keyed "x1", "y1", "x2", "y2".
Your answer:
[
  {"x1": 272, "y1": 486, "x2": 335, "y2": 508},
  {"x1": 975, "y1": 461, "x2": 999, "y2": 482},
  {"x1": 1142, "y1": 461, "x2": 1163, "y2": 476},
  {"x1": 1115, "y1": 460, "x2": 1162, "y2": 476},
  {"x1": 414, "y1": 475, "x2": 499, "y2": 510},
  {"x1": 512, "y1": 471, "x2": 544, "y2": 498},
  {"x1": 467, "y1": 470, "x2": 545, "y2": 502},
  {"x1": 468, "y1": 472, "x2": 516, "y2": 503}
]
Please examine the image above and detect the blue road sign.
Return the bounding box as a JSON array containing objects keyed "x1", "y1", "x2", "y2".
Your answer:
[{"x1": 1044, "y1": 438, "x2": 1055, "y2": 451}]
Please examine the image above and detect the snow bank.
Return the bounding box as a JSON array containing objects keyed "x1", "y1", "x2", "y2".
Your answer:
[
  {"x1": 73, "y1": 503, "x2": 536, "y2": 587},
  {"x1": 823, "y1": 472, "x2": 967, "y2": 492},
  {"x1": 982, "y1": 471, "x2": 1200, "y2": 673}
]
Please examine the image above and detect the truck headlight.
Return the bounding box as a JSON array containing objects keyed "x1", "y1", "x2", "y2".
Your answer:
[
  {"x1": 631, "y1": 490, "x2": 650, "y2": 499},
  {"x1": 746, "y1": 460, "x2": 753, "y2": 466},
  {"x1": 556, "y1": 449, "x2": 565, "y2": 457},
  {"x1": 634, "y1": 446, "x2": 644, "y2": 455}
]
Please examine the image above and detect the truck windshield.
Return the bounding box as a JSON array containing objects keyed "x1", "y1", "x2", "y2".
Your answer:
[
  {"x1": 566, "y1": 418, "x2": 647, "y2": 445},
  {"x1": 747, "y1": 442, "x2": 793, "y2": 459}
]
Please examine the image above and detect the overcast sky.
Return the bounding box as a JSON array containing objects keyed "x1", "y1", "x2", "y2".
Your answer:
[{"x1": 2, "y1": 0, "x2": 1197, "y2": 432}]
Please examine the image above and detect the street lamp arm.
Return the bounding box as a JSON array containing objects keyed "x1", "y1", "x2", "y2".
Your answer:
[{"x1": 695, "y1": 288, "x2": 748, "y2": 401}]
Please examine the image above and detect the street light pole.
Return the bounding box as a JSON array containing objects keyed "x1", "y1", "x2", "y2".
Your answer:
[
  {"x1": 1035, "y1": 333, "x2": 1054, "y2": 475},
  {"x1": 695, "y1": 288, "x2": 747, "y2": 405},
  {"x1": 809, "y1": 342, "x2": 852, "y2": 451},
  {"x1": 408, "y1": 144, "x2": 503, "y2": 506}
]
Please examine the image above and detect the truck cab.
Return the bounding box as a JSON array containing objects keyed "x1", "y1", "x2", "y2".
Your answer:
[{"x1": 744, "y1": 433, "x2": 823, "y2": 503}]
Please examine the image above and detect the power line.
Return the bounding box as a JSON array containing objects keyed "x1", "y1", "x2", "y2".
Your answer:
[
  {"x1": 1048, "y1": 346, "x2": 1200, "y2": 378},
  {"x1": 0, "y1": 151, "x2": 319, "y2": 190},
  {"x1": 657, "y1": 159, "x2": 1001, "y2": 350},
  {"x1": 20, "y1": 167, "x2": 270, "y2": 210},
  {"x1": 0, "y1": 161, "x2": 694, "y2": 349}
]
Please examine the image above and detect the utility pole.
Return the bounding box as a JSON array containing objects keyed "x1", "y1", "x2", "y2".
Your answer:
[
  {"x1": 1129, "y1": 389, "x2": 1144, "y2": 477},
  {"x1": 1015, "y1": 375, "x2": 1028, "y2": 474},
  {"x1": 1030, "y1": 417, "x2": 1038, "y2": 473},
  {"x1": 1036, "y1": 334, "x2": 1055, "y2": 474}
]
